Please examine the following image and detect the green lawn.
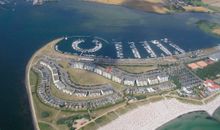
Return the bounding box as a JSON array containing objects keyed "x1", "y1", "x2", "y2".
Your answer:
[
  {"x1": 30, "y1": 69, "x2": 39, "y2": 88},
  {"x1": 39, "y1": 122, "x2": 53, "y2": 130}
]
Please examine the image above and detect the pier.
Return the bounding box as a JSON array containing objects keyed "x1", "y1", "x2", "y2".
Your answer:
[
  {"x1": 169, "y1": 42, "x2": 186, "y2": 54},
  {"x1": 72, "y1": 39, "x2": 102, "y2": 53},
  {"x1": 151, "y1": 40, "x2": 173, "y2": 56},
  {"x1": 129, "y1": 42, "x2": 141, "y2": 59},
  {"x1": 141, "y1": 41, "x2": 157, "y2": 58},
  {"x1": 114, "y1": 42, "x2": 124, "y2": 59}
]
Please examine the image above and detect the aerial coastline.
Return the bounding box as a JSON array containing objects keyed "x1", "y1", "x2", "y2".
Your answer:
[
  {"x1": 85, "y1": 0, "x2": 216, "y2": 14},
  {"x1": 26, "y1": 36, "x2": 220, "y2": 130},
  {"x1": 2, "y1": 0, "x2": 220, "y2": 129},
  {"x1": 25, "y1": 38, "x2": 64, "y2": 130},
  {"x1": 99, "y1": 96, "x2": 220, "y2": 130}
]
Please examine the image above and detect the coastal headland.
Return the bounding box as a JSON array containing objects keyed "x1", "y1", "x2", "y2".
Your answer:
[{"x1": 26, "y1": 37, "x2": 220, "y2": 130}]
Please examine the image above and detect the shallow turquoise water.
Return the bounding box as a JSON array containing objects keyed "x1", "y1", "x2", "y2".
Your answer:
[
  {"x1": 0, "y1": 0, "x2": 220, "y2": 129},
  {"x1": 158, "y1": 110, "x2": 220, "y2": 130}
]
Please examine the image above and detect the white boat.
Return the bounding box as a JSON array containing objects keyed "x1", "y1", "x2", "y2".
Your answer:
[
  {"x1": 129, "y1": 42, "x2": 141, "y2": 59},
  {"x1": 169, "y1": 42, "x2": 185, "y2": 54},
  {"x1": 114, "y1": 42, "x2": 124, "y2": 59},
  {"x1": 141, "y1": 41, "x2": 157, "y2": 58},
  {"x1": 151, "y1": 40, "x2": 172, "y2": 56}
]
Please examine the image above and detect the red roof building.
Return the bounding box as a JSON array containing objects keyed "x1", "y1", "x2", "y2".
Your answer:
[{"x1": 204, "y1": 79, "x2": 220, "y2": 92}]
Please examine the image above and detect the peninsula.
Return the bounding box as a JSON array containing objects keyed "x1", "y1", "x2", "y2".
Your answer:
[{"x1": 26, "y1": 36, "x2": 220, "y2": 130}]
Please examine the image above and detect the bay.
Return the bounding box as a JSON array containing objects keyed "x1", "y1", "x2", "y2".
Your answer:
[{"x1": 0, "y1": 0, "x2": 220, "y2": 129}]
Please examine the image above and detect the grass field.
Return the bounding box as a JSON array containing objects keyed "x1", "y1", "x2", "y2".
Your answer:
[
  {"x1": 117, "y1": 65, "x2": 157, "y2": 74},
  {"x1": 81, "y1": 122, "x2": 99, "y2": 130},
  {"x1": 38, "y1": 122, "x2": 54, "y2": 130},
  {"x1": 29, "y1": 69, "x2": 39, "y2": 93},
  {"x1": 58, "y1": 61, "x2": 125, "y2": 91}
]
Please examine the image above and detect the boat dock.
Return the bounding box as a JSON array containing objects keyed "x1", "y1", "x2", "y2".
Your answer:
[
  {"x1": 129, "y1": 42, "x2": 141, "y2": 59},
  {"x1": 72, "y1": 39, "x2": 102, "y2": 53},
  {"x1": 72, "y1": 39, "x2": 85, "y2": 51},
  {"x1": 114, "y1": 42, "x2": 124, "y2": 59},
  {"x1": 151, "y1": 40, "x2": 173, "y2": 56},
  {"x1": 141, "y1": 41, "x2": 157, "y2": 58},
  {"x1": 169, "y1": 42, "x2": 186, "y2": 54}
]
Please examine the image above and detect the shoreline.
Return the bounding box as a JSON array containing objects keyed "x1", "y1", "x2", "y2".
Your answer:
[
  {"x1": 25, "y1": 38, "x2": 63, "y2": 130},
  {"x1": 98, "y1": 96, "x2": 220, "y2": 130},
  {"x1": 84, "y1": 0, "x2": 215, "y2": 14},
  {"x1": 26, "y1": 37, "x2": 220, "y2": 130}
]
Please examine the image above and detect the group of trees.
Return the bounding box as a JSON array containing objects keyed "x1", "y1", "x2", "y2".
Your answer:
[
  {"x1": 183, "y1": 0, "x2": 207, "y2": 6},
  {"x1": 196, "y1": 61, "x2": 220, "y2": 80}
]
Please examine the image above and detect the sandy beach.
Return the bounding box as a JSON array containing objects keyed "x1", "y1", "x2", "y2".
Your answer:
[{"x1": 99, "y1": 96, "x2": 220, "y2": 130}]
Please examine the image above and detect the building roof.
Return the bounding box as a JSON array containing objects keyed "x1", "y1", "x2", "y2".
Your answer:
[{"x1": 204, "y1": 79, "x2": 220, "y2": 89}]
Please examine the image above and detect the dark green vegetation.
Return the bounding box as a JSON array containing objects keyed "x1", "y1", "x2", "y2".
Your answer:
[
  {"x1": 40, "y1": 111, "x2": 50, "y2": 118},
  {"x1": 167, "y1": 0, "x2": 207, "y2": 13},
  {"x1": 56, "y1": 114, "x2": 90, "y2": 128},
  {"x1": 170, "y1": 76, "x2": 181, "y2": 89},
  {"x1": 81, "y1": 122, "x2": 98, "y2": 130},
  {"x1": 184, "y1": 0, "x2": 207, "y2": 6},
  {"x1": 134, "y1": 95, "x2": 147, "y2": 100},
  {"x1": 195, "y1": 61, "x2": 220, "y2": 80},
  {"x1": 196, "y1": 20, "x2": 220, "y2": 36},
  {"x1": 38, "y1": 122, "x2": 53, "y2": 130},
  {"x1": 30, "y1": 69, "x2": 39, "y2": 87}
]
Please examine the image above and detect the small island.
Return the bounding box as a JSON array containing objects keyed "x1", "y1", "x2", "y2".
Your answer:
[{"x1": 26, "y1": 36, "x2": 220, "y2": 130}]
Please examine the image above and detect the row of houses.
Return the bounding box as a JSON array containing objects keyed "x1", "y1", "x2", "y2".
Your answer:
[
  {"x1": 71, "y1": 61, "x2": 169, "y2": 87},
  {"x1": 38, "y1": 59, "x2": 116, "y2": 98},
  {"x1": 34, "y1": 65, "x2": 123, "y2": 110},
  {"x1": 166, "y1": 0, "x2": 189, "y2": 9},
  {"x1": 125, "y1": 82, "x2": 176, "y2": 95}
]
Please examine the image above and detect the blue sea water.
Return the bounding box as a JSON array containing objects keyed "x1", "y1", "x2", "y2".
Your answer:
[{"x1": 0, "y1": 0, "x2": 220, "y2": 129}]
